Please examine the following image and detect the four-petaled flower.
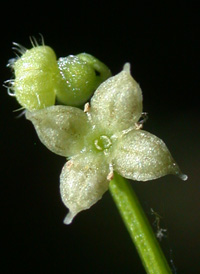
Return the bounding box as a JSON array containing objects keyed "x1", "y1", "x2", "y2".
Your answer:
[{"x1": 26, "y1": 63, "x2": 187, "y2": 224}]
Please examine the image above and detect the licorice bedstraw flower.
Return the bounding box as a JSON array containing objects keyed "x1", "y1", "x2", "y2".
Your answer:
[{"x1": 26, "y1": 63, "x2": 187, "y2": 224}]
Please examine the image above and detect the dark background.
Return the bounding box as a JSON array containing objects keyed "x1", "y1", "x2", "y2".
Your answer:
[{"x1": 1, "y1": 2, "x2": 199, "y2": 273}]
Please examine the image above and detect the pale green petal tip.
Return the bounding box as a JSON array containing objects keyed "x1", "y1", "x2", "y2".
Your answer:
[
  {"x1": 123, "y1": 62, "x2": 131, "y2": 73},
  {"x1": 175, "y1": 169, "x2": 188, "y2": 181},
  {"x1": 169, "y1": 161, "x2": 188, "y2": 181},
  {"x1": 63, "y1": 211, "x2": 76, "y2": 225},
  {"x1": 179, "y1": 173, "x2": 188, "y2": 181}
]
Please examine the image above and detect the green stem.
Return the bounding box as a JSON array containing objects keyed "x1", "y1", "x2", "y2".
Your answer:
[{"x1": 109, "y1": 172, "x2": 172, "y2": 274}]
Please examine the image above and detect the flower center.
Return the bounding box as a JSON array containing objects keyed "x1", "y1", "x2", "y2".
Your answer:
[{"x1": 94, "y1": 135, "x2": 112, "y2": 151}]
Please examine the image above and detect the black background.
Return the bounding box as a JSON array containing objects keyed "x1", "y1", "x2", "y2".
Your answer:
[{"x1": 1, "y1": 2, "x2": 199, "y2": 273}]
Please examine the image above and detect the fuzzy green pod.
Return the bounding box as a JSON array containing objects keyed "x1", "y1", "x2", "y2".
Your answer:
[{"x1": 12, "y1": 45, "x2": 59, "y2": 110}]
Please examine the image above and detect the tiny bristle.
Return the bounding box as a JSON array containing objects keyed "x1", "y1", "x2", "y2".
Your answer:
[
  {"x1": 39, "y1": 33, "x2": 45, "y2": 45},
  {"x1": 13, "y1": 108, "x2": 26, "y2": 119},
  {"x1": 29, "y1": 36, "x2": 39, "y2": 47},
  {"x1": 12, "y1": 42, "x2": 27, "y2": 55},
  {"x1": 7, "y1": 57, "x2": 18, "y2": 68},
  {"x1": 3, "y1": 79, "x2": 14, "y2": 89},
  {"x1": 7, "y1": 88, "x2": 16, "y2": 97}
]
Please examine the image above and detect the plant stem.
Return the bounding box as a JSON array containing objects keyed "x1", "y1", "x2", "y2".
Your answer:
[{"x1": 109, "y1": 172, "x2": 172, "y2": 274}]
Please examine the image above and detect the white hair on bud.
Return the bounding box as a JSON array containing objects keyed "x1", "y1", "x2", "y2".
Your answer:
[{"x1": 12, "y1": 42, "x2": 27, "y2": 55}]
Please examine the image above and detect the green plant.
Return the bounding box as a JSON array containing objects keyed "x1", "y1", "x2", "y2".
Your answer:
[{"x1": 6, "y1": 40, "x2": 187, "y2": 273}]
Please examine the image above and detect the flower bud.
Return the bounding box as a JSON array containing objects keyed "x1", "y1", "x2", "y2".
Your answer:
[{"x1": 55, "y1": 54, "x2": 111, "y2": 106}]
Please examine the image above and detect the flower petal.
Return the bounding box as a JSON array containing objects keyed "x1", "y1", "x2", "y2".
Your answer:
[
  {"x1": 112, "y1": 129, "x2": 187, "y2": 181},
  {"x1": 90, "y1": 63, "x2": 143, "y2": 134},
  {"x1": 60, "y1": 153, "x2": 110, "y2": 224},
  {"x1": 26, "y1": 105, "x2": 89, "y2": 157}
]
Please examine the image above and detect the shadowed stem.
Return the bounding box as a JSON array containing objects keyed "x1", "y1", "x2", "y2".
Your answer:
[{"x1": 109, "y1": 172, "x2": 172, "y2": 274}]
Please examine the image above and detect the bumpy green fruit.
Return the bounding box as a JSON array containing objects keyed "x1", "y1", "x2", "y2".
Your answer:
[{"x1": 13, "y1": 46, "x2": 59, "y2": 110}]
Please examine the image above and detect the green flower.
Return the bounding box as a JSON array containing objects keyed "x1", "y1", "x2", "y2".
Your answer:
[{"x1": 26, "y1": 63, "x2": 187, "y2": 224}]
